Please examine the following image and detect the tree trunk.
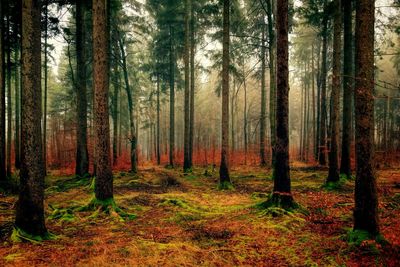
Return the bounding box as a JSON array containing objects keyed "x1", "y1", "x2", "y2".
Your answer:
[
  {"x1": 6, "y1": 17, "x2": 12, "y2": 177},
  {"x1": 311, "y1": 43, "x2": 316, "y2": 162},
  {"x1": 340, "y1": 0, "x2": 353, "y2": 177},
  {"x1": 169, "y1": 25, "x2": 175, "y2": 167},
  {"x1": 42, "y1": 0, "x2": 48, "y2": 176},
  {"x1": 189, "y1": 0, "x2": 195, "y2": 168},
  {"x1": 260, "y1": 25, "x2": 267, "y2": 166},
  {"x1": 119, "y1": 36, "x2": 137, "y2": 173},
  {"x1": 183, "y1": 0, "x2": 190, "y2": 172},
  {"x1": 271, "y1": 0, "x2": 294, "y2": 207},
  {"x1": 93, "y1": 0, "x2": 113, "y2": 200},
  {"x1": 75, "y1": 0, "x2": 89, "y2": 176},
  {"x1": 318, "y1": 0, "x2": 328, "y2": 166},
  {"x1": 15, "y1": 0, "x2": 47, "y2": 236},
  {"x1": 266, "y1": 0, "x2": 276, "y2": 168},
  {"x1": 111, "y1": 30, "x2": 120, "y2": 167},
  {"x1": 243, "y1": 60, "x2": 248, "y2": 165},
  {"x1": 156, "y1": 73, "x2": 161, "y2": 165},
  {"x1": 15, "y1": 47, "x2": 21, "y2": 169},
  {"x1": 354, "y1": 0, "x2": 379, "y2": 236},
  {"x1": 327, "y1": 0, "x2": 341, "y2": 183},
  {"x1": 219, "y1": 0, "x2": 230, "y2": 185},
  {"x1": 0, "y1": 0, "x2": 5, "y2": 180}
]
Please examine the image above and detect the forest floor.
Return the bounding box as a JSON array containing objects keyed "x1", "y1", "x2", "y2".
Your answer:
[{"x1": 0, "y1": 165, "x2": 400, "y2": 266}]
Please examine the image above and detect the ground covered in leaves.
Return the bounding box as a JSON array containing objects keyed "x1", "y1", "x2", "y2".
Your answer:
[{"x1": 1, "y1": 165, "x2": 400, "y2": 266}]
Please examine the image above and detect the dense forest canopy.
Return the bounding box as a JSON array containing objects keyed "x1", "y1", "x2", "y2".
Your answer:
[{"x1": 0, "y1": 0, "x2": 399, "y2": 265}]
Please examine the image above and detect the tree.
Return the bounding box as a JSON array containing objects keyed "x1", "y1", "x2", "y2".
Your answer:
[
  {"x1": 260, "y1": 23, "x2": 267, "y2": 166},
  {"x1": 267, "y1": 0, "x2": 295, "y2": 208},
  {"x1": 327, "y1": 0, "x2": 341, "y2": 183},
  {"x1": 75, "y1": 0, "x2": 90, "y2": 177},
  {"x1": 219, "y1": 0, "x2": 231, "y2": 187},
  {"x1": 353, "y1": 0, "x2": 379, "y2": 237},
  {"x1": 93, "y1": 0, "x2": 113, "y2": 200},
  {"x1": 0, "y1": 0, "x2": 5, "y2": 181},
  {"x1": 340, "y1": 0, "x2": 353, "y2": 178},
  {"x1": 183, "y1": 0, "x2": 191, "y2": 172},
  {"x1": 15, "y1": 0, "x2": 47, "y2": 237}
]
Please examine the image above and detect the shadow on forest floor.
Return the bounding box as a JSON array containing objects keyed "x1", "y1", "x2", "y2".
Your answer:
[{"x1": 0, "y1": 164, "x2": 399, "y2": 266}]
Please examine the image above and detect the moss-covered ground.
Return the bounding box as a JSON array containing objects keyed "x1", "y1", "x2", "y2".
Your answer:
[{"x1": 0, "y1": 165, "x2": 399, "y2": 266}]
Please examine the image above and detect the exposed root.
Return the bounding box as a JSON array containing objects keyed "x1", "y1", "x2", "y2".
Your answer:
[
  {"x1": 259, "y1": 192, "x2": 298, "y2": 211},
  {"x1": 76, "y1": 197, "x2": 136, "y2": 222},
  {"x1": 11, "y1": 227, "x2": 56, "y2": 244}
]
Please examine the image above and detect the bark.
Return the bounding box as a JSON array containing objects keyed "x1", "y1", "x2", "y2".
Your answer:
[
  {"x1": 15, "y1": 0, "x2": 47, "y2": 235},
  {"x1": 327, "y1": 0, "x2": 341, "y2": 183},
  {"x1": 183, "y1": 0, "x2": 190, "y2": 172},
  {"x1": 260, "y1": 25, "x2": 267, "y2": 166},
  {"x1": 93, "y1": 0, "x2": 113, "y2": 200},
  {"x1": 75, "y1": 0, "x2": 89, "y2": 176},
  {"x1": 0, "y1": 0, "x2": 5, "y2": 180},
  {"x1": 340, "y1": 0, "x2": 353, "y2": 177},
  {"x1": 119, "y1": 36, "x2": 137, "y2": 173},
  {"x1": 243, "y1": 60, "x2": 248, "y2": 164},
  {"x1": 219, "y1": 0, "x2": 230, "y2": 184},
  {"x1": 354, "y1": 0, "x2": 379, "y2": 236},
  {"x1": 272, "y1": 0, "x2": 293, "y2": 204},
  {"x1": 318, "y1": 0, "x2": 328, "y2": 166}
]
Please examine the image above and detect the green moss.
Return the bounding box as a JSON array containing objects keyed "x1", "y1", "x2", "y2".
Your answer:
[
  {"x1": 77, "y1": 197, "x2": 136, "y2": 221},
  {"x1": 4, "y1": 253, "x2": 23, "y2": 262},
  {"x1": 218, "y1": 181, "x2": 234, "y2": 190},
  {"x1": 346, "y1": 229, "x2": 386, "y2": 246},
  {"x1": 258, "y1": 192, "x2": 299, "y2": 211},
  {"x1": 322, "y1": 176, "x2": 348, "y2": 191},
  {"x1": 48, "y1": 206, "x2": 76, "y2": 223},
  {"x1": 11, "y1": 227, "x2": 56, "y2": 244}
]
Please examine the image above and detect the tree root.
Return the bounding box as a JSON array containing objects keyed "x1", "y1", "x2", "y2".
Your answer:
[
  {"x1": 11, "y1": 227, "x2": 56, "y2": 244},
  {"x1": 76, "y1": 198, "x2": 136, "y2": 222}
]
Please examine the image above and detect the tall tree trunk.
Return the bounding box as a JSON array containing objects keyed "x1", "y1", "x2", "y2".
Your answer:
[
  {"x1": 15, "y1": 0, "x2": 47, "y2": 236},
  {"x1": 15, "y1": 47, "x2": 21, "y2": 169},
  {"x1": 189, "y1": 0, "x2": 195, "y2": 168},
  {"x1": 93, "y1": 0, "x2": 113, "y2": 200},
  {"x1": 6, "y1": 17, "x2": 12, "y2": 177},
  {"x1": 75, "y1": 0, "x2": 89, "y2": 176},
  {"x1": 0, "y1": 0, "x2": 5, "y2": 180},
  {"x1": 111, "y1": 31, "x2": 120, "y2": 167},
  {"x1": 183, "y1": 0, "x2": 190, "y2": 172},
  {"x1": 266, "y1": 0, "x2": 276, "y2": 168},
  {"x1": 119, "y1": 37, "x2": 137, "y2": 173},
  {"x1": 340, "y1": 0, "x2": 353, "y2": 177},
  {"x1": 270, "y1": 0, "x2": 294, "y2": 208},
  {"x1": 318, "y1": 0, "x2": 328, "y2": 166},
  {"x1": 219, "y1": 0, "x2": 231, "y2": 185},
  {"x1": 169, "y1": 25, "x2": 175, "y2": 167},
  {"x1": 156, "y1": 73, "x2": 161, "y2": 165},
  {"x1": 260, "y1": 25, "x2": 267, "y2": 166},
  {"x1": 354, "y1": 0, "x2": 379, "y2": 236},
  {"x1": 327, "y1": 0, "x2": 342, "y2": 183},
  {"x1": 43, "y1": 0, "x2": 48, "y2": 176},
  {"x1": 311, "y1": 43, "x2": 316, "y2": 162},
  {"x1": 243, "y1": 59, "x2": 248, "y2": 165}
]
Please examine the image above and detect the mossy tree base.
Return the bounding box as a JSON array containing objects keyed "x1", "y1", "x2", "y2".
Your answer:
[
  {"x1": 77, "y1": 198, "x2": 136, "y2": 221},
  {"x1": 260, "y1": 192, "x2": 298, "y2": 211},
  {"x1": 347, "y1": 229, "x2": 388, "y2": 247},
  {"x1": 11, "y1": 227, "x2": 56, "y2": 244},
  {"x1": 218, "y1": 181, "x2": 234, "y2": 191}
]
